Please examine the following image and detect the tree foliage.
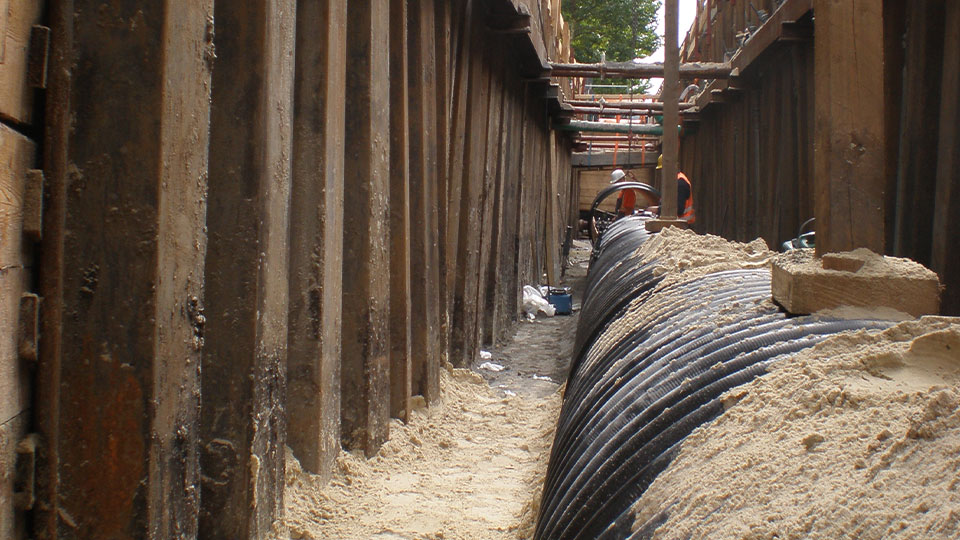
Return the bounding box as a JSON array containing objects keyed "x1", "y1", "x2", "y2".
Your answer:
[{"x1": 561, "y1": 0, "x2": 662, "y2": 64}]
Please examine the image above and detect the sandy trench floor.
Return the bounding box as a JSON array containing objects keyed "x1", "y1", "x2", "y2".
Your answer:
[{"x1": 276, "y1": 242, "x2": 592, "y2": 540}]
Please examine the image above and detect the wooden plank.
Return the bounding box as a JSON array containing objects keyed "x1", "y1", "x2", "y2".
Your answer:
[
  {"x1": 659, "y1": 0, "x2": 681, "y2": 221},
  {"x1": 41, "y1": 2, "x2": 214, "y2": 537},
  {"x1": 408, "y1": 0, "x2": 440, "y2": 400},
  {"x1": 0, "y1": 126, "x2": 31, "y2": 456},
  {"x1": 730, "y1": 0, "x2": 813, "y2": 74},
  {"x1": 772, "y1": 250, "x2": 940, "y2": 317},
  {"x1": 201, "y1": 0, "x2": 295, "y2": 537},
  {"x1": 932, "y1": 0, "x2": 960, "y2": 315},
  {"x1": 812, "y1": 0, "x2": 886, "y2": 256},
  {"x1": 0, "y1": 0, "x2": 43, "y2": 125},
  {"x1": 0, "y1": 413, "x2": 27, "y2": 540},
  {"x1": 388, "y1": 0, "x2": 412, "y2": 422},
  {"x1": 341, "y1": 0, "x2": 391, "y2": 455},
  {"x1": 287, "y1": 0, "x2": 347, "y2": 480}
]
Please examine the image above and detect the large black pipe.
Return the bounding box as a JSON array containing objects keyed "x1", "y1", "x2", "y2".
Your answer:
[{"x1": 535, "y1": 219, "x2": 894, "y2": 540}]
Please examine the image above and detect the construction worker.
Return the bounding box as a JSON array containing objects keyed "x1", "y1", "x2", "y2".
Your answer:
[
  {"x1": 653, "y1": 155, "x2": 696, "y2": 224},
  {"x1": 609, "y1": 169, "x2": 639, "y2": 217}
]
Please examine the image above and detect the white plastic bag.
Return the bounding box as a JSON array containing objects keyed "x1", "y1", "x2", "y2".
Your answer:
[{"x1": 522, "y1": 285, "x2": 556, "y2": 319}]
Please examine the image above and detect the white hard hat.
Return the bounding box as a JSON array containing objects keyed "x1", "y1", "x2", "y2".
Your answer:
[{"x1": 609, "y1": 169, "x2": 626, "y2": 183}]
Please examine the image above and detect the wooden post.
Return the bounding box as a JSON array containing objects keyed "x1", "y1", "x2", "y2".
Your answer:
[
  {"x1": 813, "y1": 0, "x2": 886, "y2": 256},
  {"x1": 388, "y1": 0, "x2": 412, "y2": 420},
  {"x1": 1, "y1": 3, "x2": 43, "y2": 538},
  {"x1": 932, "y1": 0, "x2": 960, "y2": 315},
  {"x1": 201, "y1": 1, "x2": 295, "y2": 537},
  {"x1": 287, "y1": 0, "x2": 347, "y2": 480},
  {"x1": 409, "y1": 0, "x2": 441, "y2": 399},
  {"x1": 342, "y1": 0, "x2": 391, "y2": 455},
  {"x1": 35, "y1": 2, "x2": 214, "y2": 537},
  {"x1": 661, "y1": 0, "x2": 681, "y2": 220},
  {"x1": 0, "y1": 126, "x2": 34, "y2": 540}
]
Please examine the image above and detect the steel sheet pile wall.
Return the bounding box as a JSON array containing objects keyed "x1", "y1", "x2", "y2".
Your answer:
[
  {"x1": 535, "y1": 219, "x2": 891, "y2": 540},
  {"x1": 0, "y1": 1, "x2": 578, "y2": 538},
  {"x1": 677, "y1": 0, "x2": 960, "y2": 314}
]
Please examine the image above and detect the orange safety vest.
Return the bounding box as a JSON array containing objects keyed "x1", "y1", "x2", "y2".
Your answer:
[{"x1": 678, "y1": 172, "x2": 695, "y2": 224}]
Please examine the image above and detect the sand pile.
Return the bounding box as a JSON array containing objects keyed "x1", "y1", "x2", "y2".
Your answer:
[
  {"x1": 277, "y1": 366, "x2": 560, "y2": 540},
  {"x1": 631, "y1": 317, "x2": 960, "y2": 539},
  {"x1": 585, "y1": 229, "x2": 777, "y2": 367},
  {"x1": 636, "y1": 227, "x2": 774, "y2": 283}
]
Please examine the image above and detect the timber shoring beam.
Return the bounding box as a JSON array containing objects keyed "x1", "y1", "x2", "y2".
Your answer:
[
  {"x1": 549, "y1": 61, "x2": 733, "y2": 79},
  {"x1": 567, "y1": 100, "x2": 695, "y2": 111},
  {"x1": 555, "y1": 121, "x2": 667, "y2": 135},
  {"x1": 813, "y1": 0, "x2": 886, "y2": 256}
]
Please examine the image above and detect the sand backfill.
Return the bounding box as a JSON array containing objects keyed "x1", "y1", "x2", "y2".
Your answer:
[
  {"x1": 636, "y1": 227, "x2": 774, "y2": 282},
  {"x1": 632, "y1": 317, "x2": 960, "y2": 539},
  {"x1": 278, "y1": 367, "x2": 560, "y2": 540}
]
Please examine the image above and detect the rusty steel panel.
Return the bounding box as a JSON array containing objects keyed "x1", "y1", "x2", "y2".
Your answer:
[
  {"x1": 201, "y1": 0, "x2": 295, "y2": 537},
  {"x1": 35, "y1": 2, "x2": 214, "y2": 538},
  {"x1": 341, "y1": 0, "x2": 392, "y2": 457},
  {"x1": 287, "y1": 0, "x2": 347, "y2": 481}
]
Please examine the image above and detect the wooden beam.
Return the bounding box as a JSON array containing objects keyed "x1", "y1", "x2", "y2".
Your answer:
[
  {"x1": 0, "y1": 0, "x2": 43, "y2": 124},
  {"x1": 549, "y1": 61, "x2": 733, "y2": 79},
  {"x1": 0, "y1": 125, "x2": 34, "y2": 540},
  {"x1": 341, "y1": 0, "x2": 391, "y2": 455},
  {"x1": 35, "y1": 2, "x2": 213, "y2": 537},
  {"x1": 772, "y1": 250, "x2": 940, "y2": 317},
  {"x1": 201, "y1": 0, "x2": 295, "y2": 536},
  {"x1": 555, "y1": 121, "x2": 666, "y2": 135},
  {"x1": 730, "y1": 0, "x2": 813, "y2": 73},
  {"x1": 813, "y1": 0, "x2": 886, "y2": 256},
  {"x1": 571, "y1": 150, "x2": 656, "y2": 168},
  {"x1": 659, "y1": 0, "x2": 681, "y2": 221},
  {"x1": 287, "y1": 0, "x2": 347, "y2": 481}
]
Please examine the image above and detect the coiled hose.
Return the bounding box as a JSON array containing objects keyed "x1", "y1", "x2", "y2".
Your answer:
[{"x1": 534, "y1": 219, "x2": 894, "y2": 540}]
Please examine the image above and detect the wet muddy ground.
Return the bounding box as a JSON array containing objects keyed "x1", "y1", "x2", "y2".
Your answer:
[{"x1": 475, "y1": 240, "x2": 591, "y2": 399}]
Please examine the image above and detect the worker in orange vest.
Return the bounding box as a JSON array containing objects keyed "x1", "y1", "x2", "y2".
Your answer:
[
  {"x1": 653, "y1": 154, "x2": 696, "y2": 224},
  {"x1": 609, "y1": 169, "x2": 640, "y2": 217}
]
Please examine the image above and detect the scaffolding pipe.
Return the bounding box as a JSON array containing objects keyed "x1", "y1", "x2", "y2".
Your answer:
[
  {"x1": 555, "y1": 121, "x2": 674, "y2": 135},
  {"x1": 566, "y1": 100, "x2": 695, "y2": 111}
]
